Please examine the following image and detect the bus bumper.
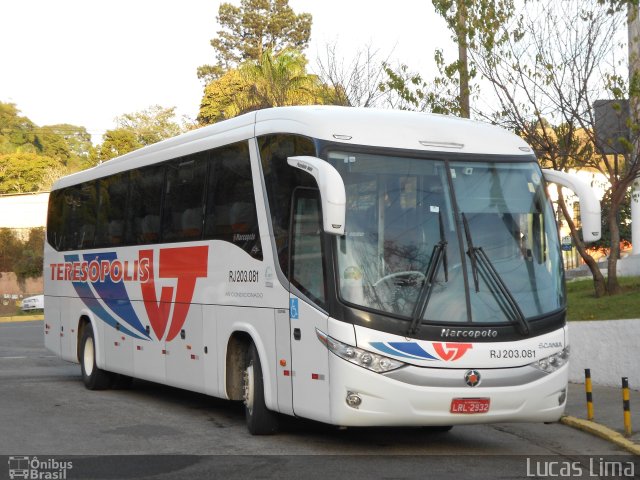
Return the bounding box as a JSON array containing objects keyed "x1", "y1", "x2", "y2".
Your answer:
[{"x1": 328, "y1": 355, "x2": 568, "y2": 427}]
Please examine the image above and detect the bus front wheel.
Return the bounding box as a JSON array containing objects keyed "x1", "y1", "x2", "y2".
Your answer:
[
  {"x1": 243, "y1": 343, "x2": 278, "y2": 435},
  {"x1": 80, "y1": 323, "x2": 113, "y2": 390}
]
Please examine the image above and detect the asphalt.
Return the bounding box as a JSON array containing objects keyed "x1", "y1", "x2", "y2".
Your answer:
[{"x1": 2, "y1": 316, "x2": 639, "y2": 455}]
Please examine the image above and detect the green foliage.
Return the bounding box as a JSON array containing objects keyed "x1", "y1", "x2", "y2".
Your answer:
[
  {"x1": 0, "y1": 102, "x2": 36, "y2": 153},
  {"x1": 93, "y1": 105, "x2": 184, "y2": 162},
  {"x1": 0, "y1": 102, "x2": 90, "y2": 188},
  {"x1": 198, "y1": 49, "x2": 327, "y2": 125},
  {"x1": 115, "y1": 105, "x2": 183, "y2": 145},
  {"x1": 590, "y1": 188, "x2": 632, "y2": 253},
  {"x1": 0, "y1": 228, "x2": 21, "y2": 272},
  {"x1": 0, "y1": 228, "x2": 44, "y2": 281},
  {"x1": 198, "y1": 69, "x2": 252, "y2": 124},
  {"x1": 198, "y1": 0, "x2": 312, "y2": 84},
  {"x1": 14, "y1": 228, "x2": 44, "y2": 281},
  {"x1": 0, "y1": 102, "x2": 91, "y2": 168},
  {"x1": 428, "y1": 0, "x2": 515, "y2": 117},
  {"x1": 0, "y1": 152, "x2": 60, "y2": 194},
  {"x1": 94, "y1": 129, "x2": 143, "y2": 162},
  {"x1": 379, "y1": 63, "x2": 462, "y2": 114}
]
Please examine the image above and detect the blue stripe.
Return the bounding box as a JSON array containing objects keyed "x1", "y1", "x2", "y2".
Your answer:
[
  {"x1": 64, "y1": 254, "x2": 146, "y2": 340},
  {"x1": 369, "y1": 341, "x2": 437, "y2": 360}
]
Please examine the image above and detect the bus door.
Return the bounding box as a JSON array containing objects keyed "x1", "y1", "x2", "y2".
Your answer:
[{"x1": 287, "y1": 188, "x2": 331, "y2": 422}]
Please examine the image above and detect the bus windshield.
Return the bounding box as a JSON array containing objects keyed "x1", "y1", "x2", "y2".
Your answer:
[{"x1": 328, "y1": 150, "x2": 564, "y2": 327}]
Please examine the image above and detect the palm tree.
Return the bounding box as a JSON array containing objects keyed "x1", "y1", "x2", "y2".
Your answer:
[
  {"x1": 239, "y1": 49, "x2": 323, "y2": 110},
  {"x1": 198, "y1": 48, "x2": 341, "y2": 125}
]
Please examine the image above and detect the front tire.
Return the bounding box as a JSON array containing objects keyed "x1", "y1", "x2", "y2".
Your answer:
[
  {"x1": 80, "y1": 323, "x2": 113, "y2": 390},
  {"x1": 243, "y1": 343, "x2": 278, "y2": 435}
]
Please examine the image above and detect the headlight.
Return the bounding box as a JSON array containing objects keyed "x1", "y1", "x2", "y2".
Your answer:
[
  {"x1": 316, "y1": 329, "x2": 405, "y2": 373},
  {"x1": 530, "y1": 346, "x2": 570, "y2": 373}
]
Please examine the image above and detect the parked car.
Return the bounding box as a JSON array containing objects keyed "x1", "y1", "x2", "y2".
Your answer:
[{"x1": 21, "y1": 294, "x2": 44, "y2": 312}]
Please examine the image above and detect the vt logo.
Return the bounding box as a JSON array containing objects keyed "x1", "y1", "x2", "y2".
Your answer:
[
  {"x1": 140, "y1": 246, "x2": 209, "y2": 342},
  {"x1": 433, "y1": 342, "x2": 473, "y2": 361}
]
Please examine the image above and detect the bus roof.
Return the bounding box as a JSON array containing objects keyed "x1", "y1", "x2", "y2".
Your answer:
[{"x1": 52, "y1": 106, "x2": 533, "y2": 190}]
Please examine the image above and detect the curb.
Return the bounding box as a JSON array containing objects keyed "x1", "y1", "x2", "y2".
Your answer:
[
  {"x1": 560, "y1": 415, "x2": 640, "y2": 455},
  {"x1": 0, "y1": 315, "x2": 44, "y2": 324}
]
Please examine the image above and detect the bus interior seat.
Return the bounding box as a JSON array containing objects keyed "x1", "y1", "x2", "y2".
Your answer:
[
  {"x1": 182, "y1": 208, "x2": 203, "y2": 238},
  {"x1": 141, "y1": 215, "x2": 160, "y2": 242}
]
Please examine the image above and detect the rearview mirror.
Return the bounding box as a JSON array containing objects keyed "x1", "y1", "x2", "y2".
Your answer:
[
  {"x1": 542, "y1": 169, "x2": 601, "y2": 243},
  {"x1": 287, "y1": 156, "x2": 346, "y2": 235}
]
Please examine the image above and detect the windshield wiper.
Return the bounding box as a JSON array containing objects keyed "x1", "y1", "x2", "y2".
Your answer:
[
  {"x1": 461, "y1": 213, "x2": 479, "y2": 292},
  {"x1": 407, "y1": 212, "x2": 448, "y2": 336},
  {"x1": 461, "y1": 213, "x2": 530, "y2": 336}
]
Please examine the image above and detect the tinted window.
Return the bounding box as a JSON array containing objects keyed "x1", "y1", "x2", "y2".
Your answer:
[
  {"x1": 290, "y1": 188, "x2": 326, "y2": 307},
  {"x1": 162, "y1": 153, "x2": 207, "y2": 243},
  {"x1": 64, "y1": 182, "x2": 98, "y2": 250},
  {"x1": 205, "y1": 142, "x2": 262, "y2": 260},
  {"x1": 46, "y1": 190, "x2": 65, "y2": 250},
  {"x1": 47, "y1": 142, "x2": 263, "y2": 254},
  {"x1": 259, "y1": 134, "x2": 316, "y2": 275},
  {"x1": 128, "y1": 165, "x2": 165, "y2": 245},
  {"x1": 95, "y1": 172, "x2": 129, "y2": 248}
]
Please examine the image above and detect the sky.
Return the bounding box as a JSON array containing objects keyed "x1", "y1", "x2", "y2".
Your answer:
[{"x1": 0, "y1": 0, "x2": 450, "y2": 143}]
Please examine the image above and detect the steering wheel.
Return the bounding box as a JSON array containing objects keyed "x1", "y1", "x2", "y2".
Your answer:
[{"x1": 373, "y1": 271, "x2": 426, "y2": 287}]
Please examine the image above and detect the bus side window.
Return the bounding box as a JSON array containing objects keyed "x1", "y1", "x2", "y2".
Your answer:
[
  {"x1": 46, "y1": 190, "x2": 65, "y2": 251},
  {"x1": 162, "y1": 153, "x2": 207, "y2": 243},
  {"x1": 127, "y1": 165, "x2": 164, "y2": 245},
  {"x1": 290, "y1": 188, "x2": 326, "y2": 307},
  {"x1": 96, "y1": 172, "x2": 129, "y2": 248},
  {"x1": 204, "y1": 142, "x2": 262, "y2": 260},
  {"x1": 258, "y1": 134, "x2": 317, "y2": 277},
  {"x1": 63, "y1": 182, "x2": 97, "y2": 250}
]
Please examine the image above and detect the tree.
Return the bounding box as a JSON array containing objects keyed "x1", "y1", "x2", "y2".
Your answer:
[
  {"x1": 0, "y1": 102, "x2": 36, "y2": 154},
  {"x1": 431, "y1": 0, "x2": 515, "y2": 118},
  {"x1": 198, "y1": 49, "x2": 325, "y2": 124},
  {"x1": 197, "y1": 0, "x2": 312, "y2": 84},
  {"x1": 198, "y1": 69, "x2": 253, "y2": 124},
  {"x1": 0, "y1": 228, "x2": 21, "y2": 272},
  {"x1": 93, "y1": 105, "x2": 184, "y2": 162},
  {"x1": 0, "y1": 102, "x2": 90, "y2": 174},
  {"x1": 0, "y1": 152, "x2": 59, "y2": 194},
  {"x1": 14, "y1": 227, "x2": 44, "y2": 282},
  {"x1": 94, "y1": 128, "x2": 142, "y2": 162},
  {"x1": 470, "y1": 0, "x2": 630, "y2": 296},
  {"x1": 44, "y1": 124, "x2": 93, "y2": 170},
  {"x1": 240, "y1": 49, "x2": 322, "y2": 108},
  {"x1": 314, "y1": 43, "x2": 395, "y2": 108}
]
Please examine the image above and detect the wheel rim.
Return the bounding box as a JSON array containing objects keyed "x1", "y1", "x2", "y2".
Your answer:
[
  {"x1": 243, "y1": 362, "x2": 255, "y2": 415},
  {"x1": 84, "y1": 336, "x2": 95, "y2": 377}
]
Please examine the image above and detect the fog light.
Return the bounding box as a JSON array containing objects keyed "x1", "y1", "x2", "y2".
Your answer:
[
  {"x1": 346, "y1": 391, "x2": 362, "y2": 409},
  {"x1": 558, "y1": 388, "x2": 567, "y2": 405}
]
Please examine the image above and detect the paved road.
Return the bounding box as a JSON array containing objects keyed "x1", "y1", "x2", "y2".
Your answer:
[{"x1": 0, "y1": 321, "x2": 637, "y2": 480}]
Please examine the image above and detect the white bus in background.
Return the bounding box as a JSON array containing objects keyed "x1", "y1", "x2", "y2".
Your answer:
[{"x1": 44, "y1": 106, "x2": 600, "y2": 434}]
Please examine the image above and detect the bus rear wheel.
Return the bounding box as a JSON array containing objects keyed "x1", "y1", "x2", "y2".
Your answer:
[
  {"x1": 243, "y1": 343, "x2": 278, "y2": 435},
  {"x1": 80, "y1": 323, "x2": 113, "y2": 390}
]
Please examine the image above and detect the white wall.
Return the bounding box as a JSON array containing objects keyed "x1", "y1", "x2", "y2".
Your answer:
[
  {"x1": 0, "y1": 192, "x2": 49, "y2": 229},
  {"x1": 568, "y1": 319, "x2": 640, "y2": 388}
]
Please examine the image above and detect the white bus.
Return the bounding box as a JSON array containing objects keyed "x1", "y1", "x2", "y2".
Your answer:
[{"x1": 44, "y1": 106, "x2": 600, "y2": 434}]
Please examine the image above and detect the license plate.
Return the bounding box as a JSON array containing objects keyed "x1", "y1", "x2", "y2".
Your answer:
[{"x1": 450, "y1": 398, "x2": 490, "y2": 414}]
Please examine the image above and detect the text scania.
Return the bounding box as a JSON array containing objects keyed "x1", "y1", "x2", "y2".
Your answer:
[
  {"x1": 441, "y1": 328, "x2": 498, "y2": 339},
  {"x1": 50, "y1": 258, "x2": 150, "y2": 283}
]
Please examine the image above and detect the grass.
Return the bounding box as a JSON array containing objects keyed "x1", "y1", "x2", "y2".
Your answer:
[{"x1": 566, "y1": 276, "x2": 640, "y2": 321}]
